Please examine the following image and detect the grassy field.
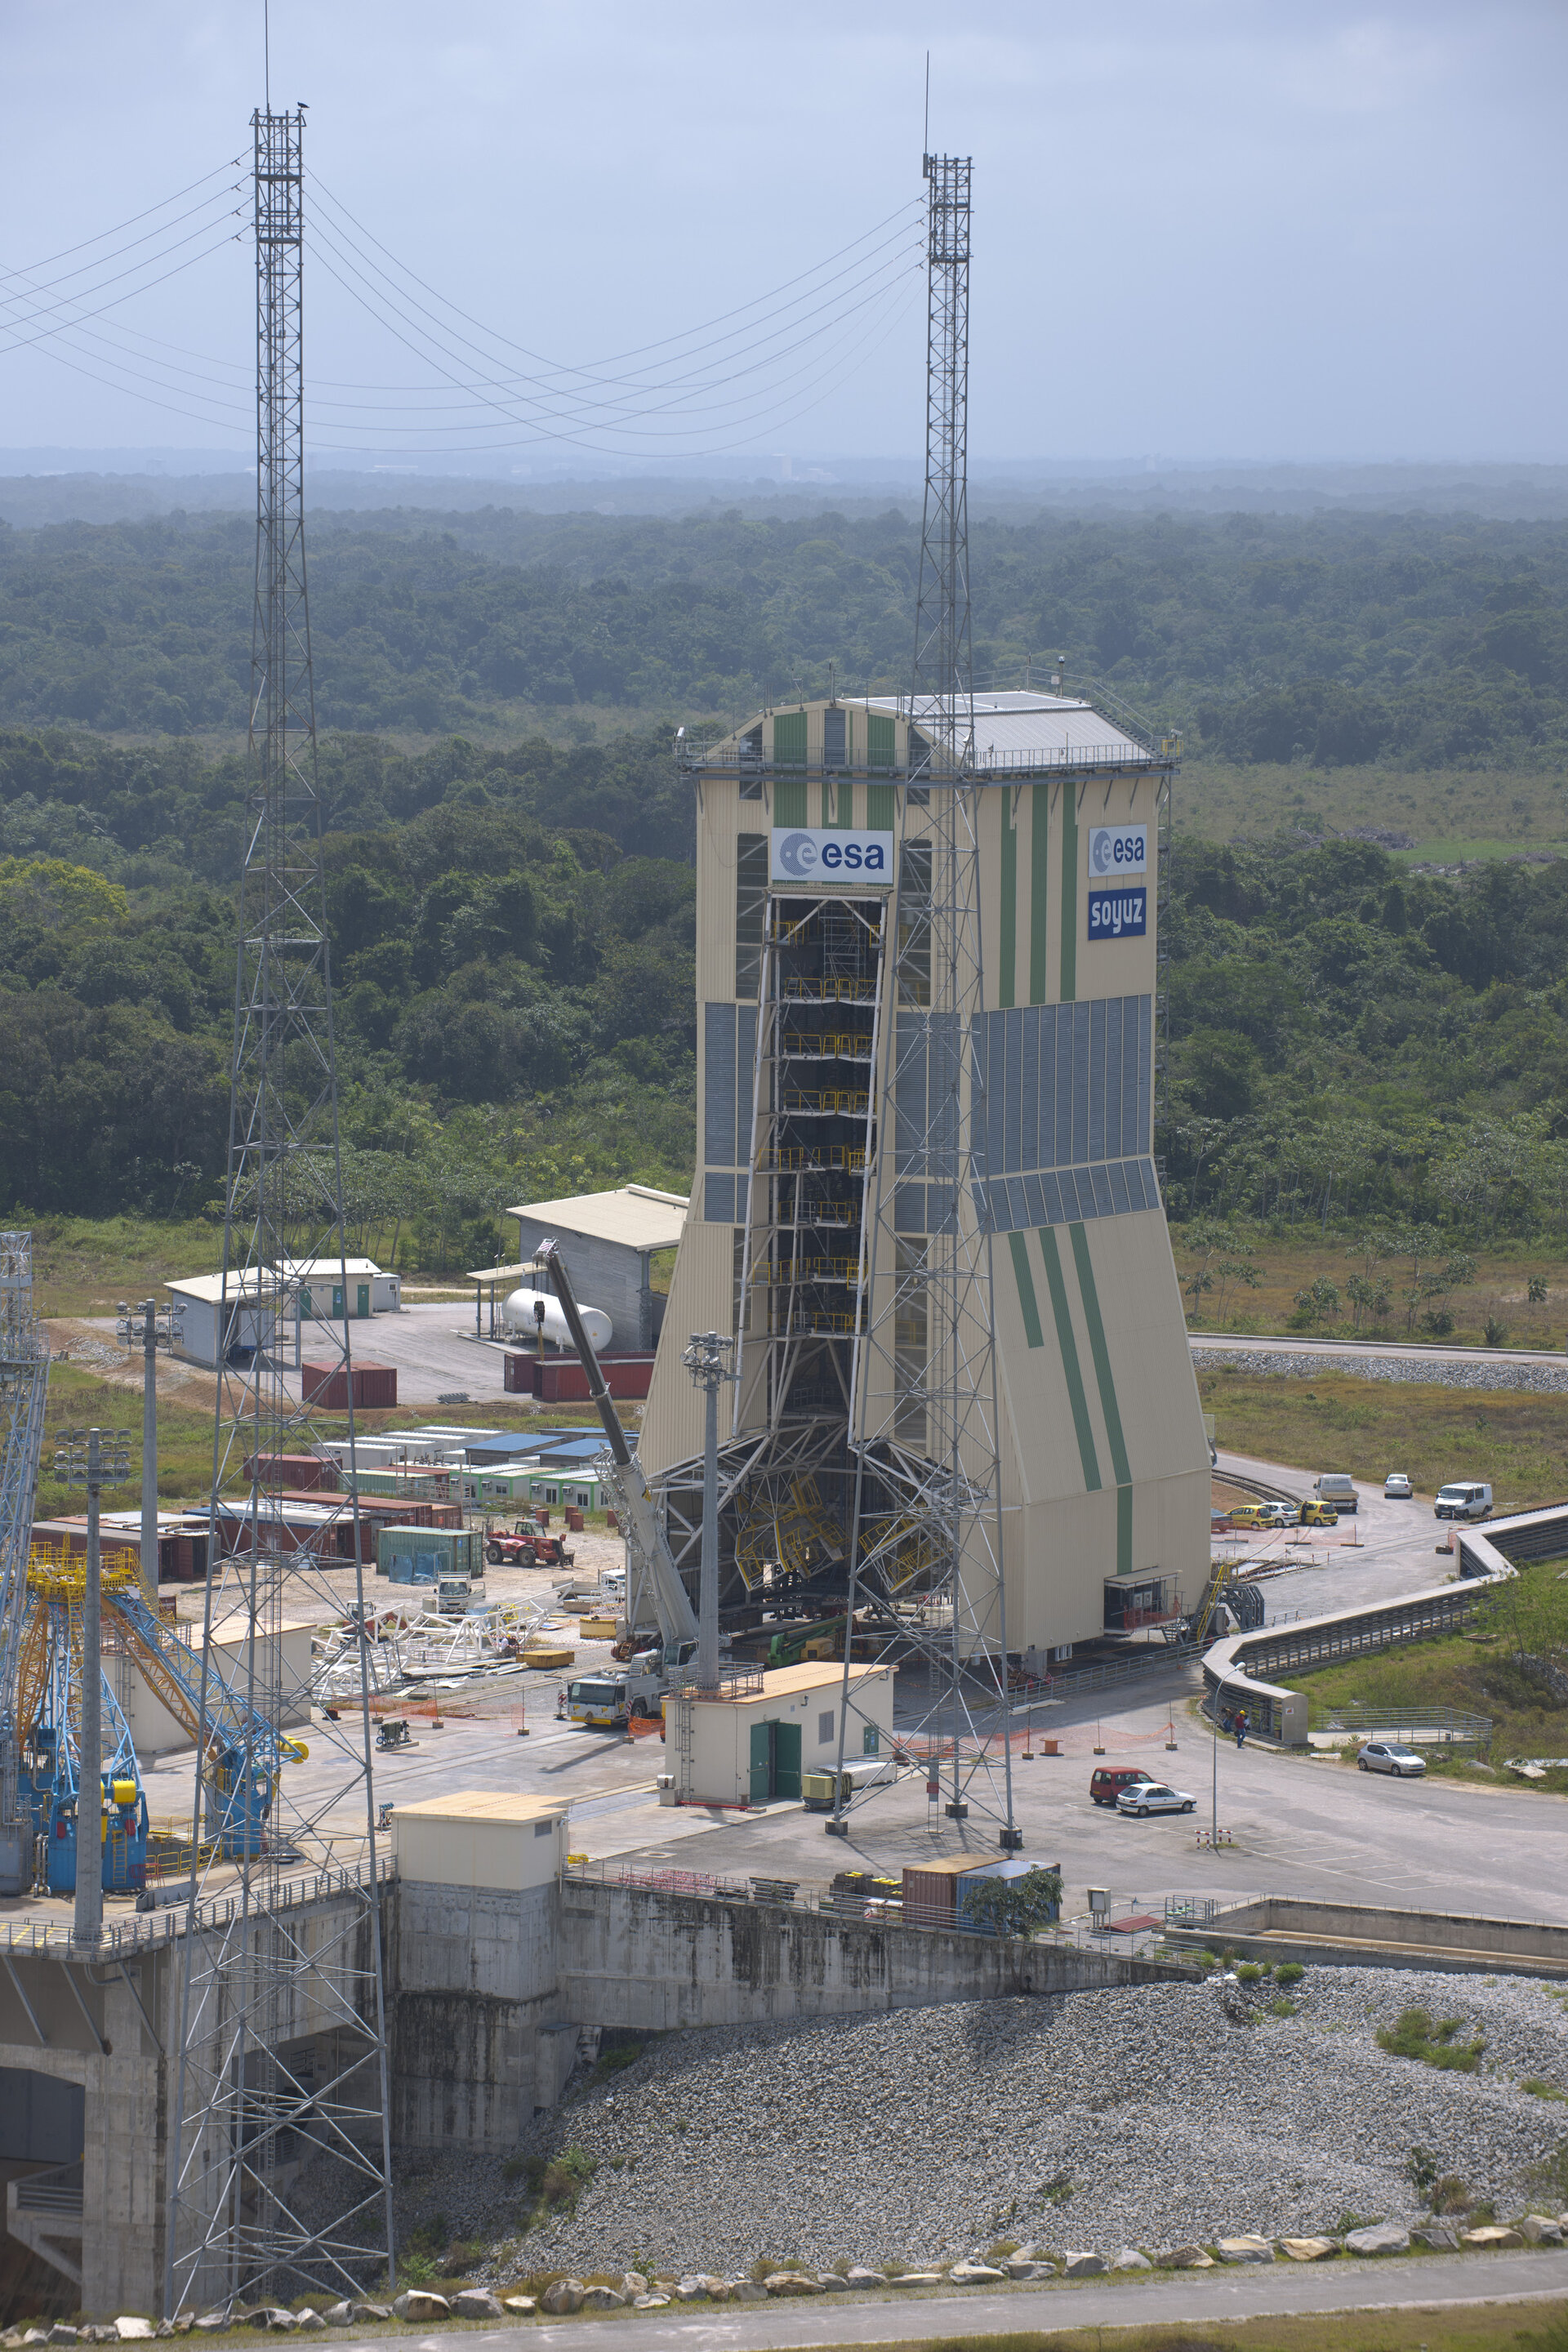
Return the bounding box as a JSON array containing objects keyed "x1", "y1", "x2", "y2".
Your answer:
[
  {"x1": 25, "y1": 1214, "x2": 227, "y2": 1318},
  {"x1": 1183, "y1": 759, "x2": 1568, "y2": 863},
  {"x1": 1199, "y1": 1367, "x2": 1568, "y2": 1507},
  {"x1": 1178, "y1": 1228, "x2": 1568, "y2": 1352}
]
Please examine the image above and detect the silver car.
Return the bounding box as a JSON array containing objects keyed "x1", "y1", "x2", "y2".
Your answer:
[
  {"x1": 1357, "y1": 1740, "x2": 1426, "y2": 1778},
  {"x1": 1384, "y1": 1472, "x2": 1413, "y2": 1500},
  {"x1": 1116, "y1": 1780, "x2": 1197, "y2": 1816}
]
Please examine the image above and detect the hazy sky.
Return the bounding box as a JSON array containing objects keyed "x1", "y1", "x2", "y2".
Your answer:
[{"x1": 2, "y1": 0, "x2": 1565, "y2": 465}]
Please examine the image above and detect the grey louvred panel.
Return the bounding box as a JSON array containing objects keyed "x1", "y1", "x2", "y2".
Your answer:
[{"x1": 704, "y1": 1003, "x2": 737, "y2": 1168}]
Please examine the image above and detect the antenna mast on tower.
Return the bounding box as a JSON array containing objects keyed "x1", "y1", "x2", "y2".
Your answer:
[
  {"x1": 832, "y1": 152, "x2": 1019, "y2": 1846},
  {"x1": 164, "y1": 105, "x2": 396, "y2": 2316}
]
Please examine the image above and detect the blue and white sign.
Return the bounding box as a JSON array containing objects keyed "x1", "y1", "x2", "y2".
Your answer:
[
  {"x1": 770, "y1": 827, "x2": 893, "y2": 887},
  {"x1": 1087, "y1": 823, "x2": 1148, "y2": 880},
  {"x1": 1088, "y1": 886, "x2": 1147, "y2": 941}
]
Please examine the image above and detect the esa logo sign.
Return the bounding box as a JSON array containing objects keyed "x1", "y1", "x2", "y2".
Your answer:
[
  {"x1": 771, "y1": 828, "x2": 893, "y2": 887},
  {"x1": 1088, "y1": 887, "x2": 1147, "y2": 940},
  {"x1": 1087, "y1": 824, "x2": 1148, "y2": 879}
]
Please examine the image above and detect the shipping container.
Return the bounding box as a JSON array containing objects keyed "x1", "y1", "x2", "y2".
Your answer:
[
  {"x1": 953, "y1": 1855, "x2": 1060, "y2": 1933},
  {"x1": 243, "y1": 1452, "x2": 336, "y2": 1491},
  {"x1": 900, "y1": 1854, "x2": 975, "y2": 1929},
  {"x1": 504, "y1": 1352, "x2": 657, "y2": 1402},
  {"x1": 375, "y1": 1524, "x2": 482, "y2": 1584},
  {"x1": 301, "y1": 1361, "x2": 351, "y2": 1410},
  {"x1": 354, "y1": 1365, "x2": 398, "y2": 1410}
]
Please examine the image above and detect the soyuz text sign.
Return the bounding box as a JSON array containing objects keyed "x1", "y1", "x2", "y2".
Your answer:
[
  {"x1": 770, "y1": 828, "x2": 893, "y2": 887},
  {"x1": 1087, "y1": 887, "x2": 1147, "y2": 940}
]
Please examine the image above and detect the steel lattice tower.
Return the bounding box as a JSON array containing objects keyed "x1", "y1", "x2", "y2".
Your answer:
[
  {"x1": 831, "y1": 154, "x2": 1019, "y2": 1845},
  {"x1": 165, "y1": 106, "x2": 396, "y2": 2318},
  {"x1": 0, "y1": 1233, "x2": 51, "y2": 1895}
]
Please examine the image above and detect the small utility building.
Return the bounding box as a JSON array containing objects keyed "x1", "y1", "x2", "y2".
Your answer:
[
  {"x1": 279, "y1": 1257, "x2": 401, "y2": 1318},
  {"x1": 506, "y1": 1185, "x2": 687, "y2": 1352},
  {"x1": 167, "y1": 1271, "x2": 280, "y2": 1369},
  {"x1": 664, "y1": 1660, "x2": 895, "y2": 1806}
]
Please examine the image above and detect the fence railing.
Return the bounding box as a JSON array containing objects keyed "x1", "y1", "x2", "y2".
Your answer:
[
  {"x1": 560, "y1": 1858, "x2": 1185, "y2": 1961},
  {"x1": 0, "y1": 1852, "x2": 393, "y2": 1959},
  {"x1": 11, "y1": 2163, "x2": 83, "y2": 2218},
  {"x1": 1312, "y1": 1703, "x2": 1493, "y2": 1749}
]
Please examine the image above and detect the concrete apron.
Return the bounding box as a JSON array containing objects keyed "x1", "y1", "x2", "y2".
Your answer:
[{"x1": 1165, "y1": 1895, "x2": 1568, "y2": 1979}]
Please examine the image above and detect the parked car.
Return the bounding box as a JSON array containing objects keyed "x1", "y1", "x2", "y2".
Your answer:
[
  {"x1": 1299, "y1": 1500, "x2": 1339, "y2": 1527},
  {"x1": 1255, "y1": 1500, "x2": 1299, "y2": 1528},
  {"x1": 1434, "y1": 1481, "x2": 1492, "y2": 1521},
  {"x1": 1116, "y1": 1781, "x2": 1197, "y2": 1816},
  {"x1": 1384, "y1": 1472, "x2": 1414, "y2": 1500},
  {"x1": 1089, "y1": 1765, "x2": 1158, "y2": 1807},
  {"x1": 1356, "y1": 1740, "x2": 1427, "y2": 1778},
  {"x1": 1314, "y1": 1473, "x2": 1359, "y2": 1513}
]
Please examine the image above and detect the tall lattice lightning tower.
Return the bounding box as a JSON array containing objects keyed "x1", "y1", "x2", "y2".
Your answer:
[
  {"x1": 0, "y1": 1233, "x2": 51, "y2": 1895},
  {"x1": 830, "y1": 152, "x2": 1019, "y2": 1842},
  {"x1": 165, "y1": 106, "x2": 396, "y2": 2316}
]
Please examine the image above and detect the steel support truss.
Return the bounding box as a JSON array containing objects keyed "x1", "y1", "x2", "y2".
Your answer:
[
  {"x1": 0, "y1": 1233, "x2": 51, "y2": 1895},
  {"x1": 164, "y1": 106, "x2": 395, "y2": 2319}
]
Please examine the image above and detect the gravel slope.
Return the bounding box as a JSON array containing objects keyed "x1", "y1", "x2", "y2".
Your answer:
[{"x1": 388, "y1": 1969, "x2": 1568, "y2": 2278}]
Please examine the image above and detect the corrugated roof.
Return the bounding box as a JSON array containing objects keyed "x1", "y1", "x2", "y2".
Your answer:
[
  {"x1": 866, "y1": 691, "x2": 1149, "y2": 771},
  {"x1": 277, "y1": 1256, "x2": 387, "y2": 1279},
  {"x1": 505, "y1": 1185, "x2": 688, "y2": 1251},
  {"x1": 167, "y1": 1271, "x2": 279, "y2": 1304}
]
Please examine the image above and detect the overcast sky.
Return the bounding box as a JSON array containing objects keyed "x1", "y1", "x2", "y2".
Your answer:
[{"x1": 1, "y1": 0, "x2": 1564, "y2": 466}]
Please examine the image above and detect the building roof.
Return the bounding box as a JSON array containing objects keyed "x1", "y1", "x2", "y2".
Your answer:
[
  {"x1": 167, "y1": 1271, "x2": 279, "y2": 1305},
  {"x1": 505, "y1": 1184, "x2": 688, "y2": 1253},
  {"x1": 532, "y1": 1437, "x2": 610, "y2": 1464},
  {"x1": 389, "y1": 1788, "x2": 568, "y2": 1824},
  {"x1": 276, "y1": 1256, "x2": 388, "y2": 1280},
  {"x1": 867, "y1": 691, "x2": 1152, "y2": 773},
  {"x1": 466, "y1": 1260, "x2": 548, "y2": 1285}
]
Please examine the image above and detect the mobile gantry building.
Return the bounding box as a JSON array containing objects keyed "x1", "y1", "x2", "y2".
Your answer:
[{"x1": 639, "y1": 690, "x2": 1210, "y2": 1659}]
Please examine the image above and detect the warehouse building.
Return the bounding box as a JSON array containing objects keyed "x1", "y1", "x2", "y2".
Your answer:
[{"x1": 506, "y1": 1185, "x2": 686, "y2": 1352}]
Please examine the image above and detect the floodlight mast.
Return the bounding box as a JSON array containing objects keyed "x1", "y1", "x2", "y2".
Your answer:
[{"x1": 163, "y1": 105, "x2": 395, "y2": 2319}]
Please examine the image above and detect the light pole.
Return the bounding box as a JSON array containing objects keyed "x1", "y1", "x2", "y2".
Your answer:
[
  {"x1": 681, "y1": 1333, "x2": 735, "y2": 1690},
  {"x1": 54, "y1": 1425, "x2": 131, "y2": 1943},
  {"x1": 118, "y1": 1298, "x2": 181, "y2": 1589}
]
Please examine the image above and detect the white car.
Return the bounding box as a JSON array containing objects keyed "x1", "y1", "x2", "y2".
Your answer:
[
  {"x1": 1384, "y1": 1473, "x2": 1413, "y2": 1499},
  {"x1": 1357, "y1": 1740, "x2": 1427, "y2": 1778},
  {"x1": 1116, "y1": 1780, "x2": 1197, "y2": 1816},
  {"x1": 1255, "y1": 1500, "x2": 1299, "y2": 1528}
]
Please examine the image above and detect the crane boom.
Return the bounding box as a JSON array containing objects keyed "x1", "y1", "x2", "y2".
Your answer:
[{"x1": 536, "y1": 1238, "x2": 698, "y2": 1652}]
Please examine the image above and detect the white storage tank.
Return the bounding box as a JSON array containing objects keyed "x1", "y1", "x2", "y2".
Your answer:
[{"x1": 501, "y1": 1285, "x2": 612, "y2": 1352}]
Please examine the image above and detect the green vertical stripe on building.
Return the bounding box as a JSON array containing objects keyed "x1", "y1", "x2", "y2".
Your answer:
[
  {"x1": 1069, "y1": 1222, "x2": 1132, "y2": 1488},
  {"x1": 1036, "y1": 1227, "x2": 1101, "y2": 1490},
  {"x1": 866, "y1": 782, "x2": 895, "y2": 831},
  {"x1": 1008, "y1": 1231, "x2": 1045, "y2": 1348},
  {"x1": 773, "y1": 710, "x2": 807, "y2": 764},
  {"x1": 774, "y1": 777, "x2": 807, "y2": 826},
  {"x1": 1029, "y1": 781, "x2": 1050, "y2": 1004},
  {"x1": 998, "y1": 790, "x2": 1017, "y2": 1009},
  {"x1": 1059, "y1": 786, "x2": 1078, "y2": 1002},
  {"x1": 1116, "y1": 1482, "x2": 1134, "y2": 1575}
]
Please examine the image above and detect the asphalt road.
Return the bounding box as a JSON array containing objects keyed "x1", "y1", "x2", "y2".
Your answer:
[
  {"x1": 314, "y1": 2251, "x2": 1568, "y2": 2350},
  {"x1": 1215, "y1": 1448, "x2": 1461, "y2": 1616}
]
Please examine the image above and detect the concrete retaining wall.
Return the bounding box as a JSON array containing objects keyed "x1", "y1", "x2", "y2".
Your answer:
[
  {"x1": 557, "y1": 1883, "x2": 1194, "y2": 2029},
  {"x1": 1168, "y1": 1896, "x2": 1568, "y2": 1980},
  {"x1": 387, "y1": 1881, "x2": 565, "y2": 2150}
]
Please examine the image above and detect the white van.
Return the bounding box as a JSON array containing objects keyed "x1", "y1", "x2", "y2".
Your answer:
[
  {"x1": 1314, "y1": 1473, "x2": 1358, "y2": 1515},
  {"x1": 1434, "y1": 1481, "x2": 1492, "y2": 1521}
]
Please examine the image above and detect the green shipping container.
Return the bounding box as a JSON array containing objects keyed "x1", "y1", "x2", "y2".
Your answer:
[{"x1": 376, "y1": 1524, "x2": 479, "y2": 1583}]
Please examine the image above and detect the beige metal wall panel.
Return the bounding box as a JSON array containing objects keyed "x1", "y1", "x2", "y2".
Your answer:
[
  {"x1": 639, "y1": 1197, "x2": 733, "y2": 1478},
  {"x1": 1083, "y1": 1212, "x2": 1211, "y2": 1485},
  {"x1": 392, "y1": 1792, "x2": 568, "y2": 1891}
]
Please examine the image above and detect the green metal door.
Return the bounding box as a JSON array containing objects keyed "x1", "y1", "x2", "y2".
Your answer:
[
  {"x1": 748, "y1": 1722, "x2": 774, "y2": 1803},
  {"x1": 356, "y1": 1283, "x2": 370, "y2": 1318},
  {"x1": 773, "y1": 1721, "x2": 802, "y2": 1802},
  {"x1": 298, "y1": 1286, "x2": 312, "y2": 1318},
  {"x1": 862, "y1": 1724, "x2": 880, "y2": 1756}
]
